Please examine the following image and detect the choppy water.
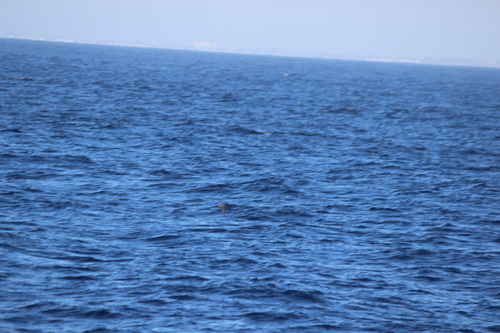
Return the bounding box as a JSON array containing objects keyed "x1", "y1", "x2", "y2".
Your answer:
[{"x1": 1, "y1": 38, "x2": 500, "y2": 332}]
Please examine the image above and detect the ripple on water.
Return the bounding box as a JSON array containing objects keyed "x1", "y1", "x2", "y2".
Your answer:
[{"x1": 1, "y1": 38, "x2": 500, "y2": 332}]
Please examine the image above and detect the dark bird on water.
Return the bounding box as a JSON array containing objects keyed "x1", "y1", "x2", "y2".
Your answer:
[{"x1": 218, "y1": 204, "x2": 227, "y2": 216}]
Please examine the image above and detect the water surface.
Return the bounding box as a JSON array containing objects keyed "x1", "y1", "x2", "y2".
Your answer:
[{"x1": 1, "y1": 38, "x2": 500, "y2": 332}]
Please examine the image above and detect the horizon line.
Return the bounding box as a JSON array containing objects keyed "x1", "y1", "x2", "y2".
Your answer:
[{"x1": 2, "y1": 35, "x2": 499, "y2": 69}]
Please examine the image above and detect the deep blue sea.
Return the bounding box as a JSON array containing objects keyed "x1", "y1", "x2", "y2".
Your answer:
[{"x1": 1, "y1": 38, "x2": 500, "y2": 333}]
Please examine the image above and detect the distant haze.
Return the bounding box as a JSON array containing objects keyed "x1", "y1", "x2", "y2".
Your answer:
[{"x1": 1, "y1": 0, "x2": 499, "y2": 67}]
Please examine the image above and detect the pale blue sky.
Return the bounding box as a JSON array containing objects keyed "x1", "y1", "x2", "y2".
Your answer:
[{"x1": 1, "y1": 0, "x2": 499, "y2": 64}]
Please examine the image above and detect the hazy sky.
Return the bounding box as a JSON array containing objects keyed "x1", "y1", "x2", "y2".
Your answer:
[{"x1": 1, "y1": 0, "x2": 499, "y2": 62}]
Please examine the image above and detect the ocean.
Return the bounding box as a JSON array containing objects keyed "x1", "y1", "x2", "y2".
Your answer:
[{"x1": 1, "y1": 38, "x2": 500, "y2": 332}]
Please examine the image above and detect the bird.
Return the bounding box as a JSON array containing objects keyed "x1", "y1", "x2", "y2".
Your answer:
[{"x1": 218, "y1": 204, "x2": 227, "y2": 216}]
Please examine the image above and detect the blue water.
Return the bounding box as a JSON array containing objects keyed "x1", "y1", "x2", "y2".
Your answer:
[{"x1": 1, "y1": 38, "x2": 500, "y2": 332}]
